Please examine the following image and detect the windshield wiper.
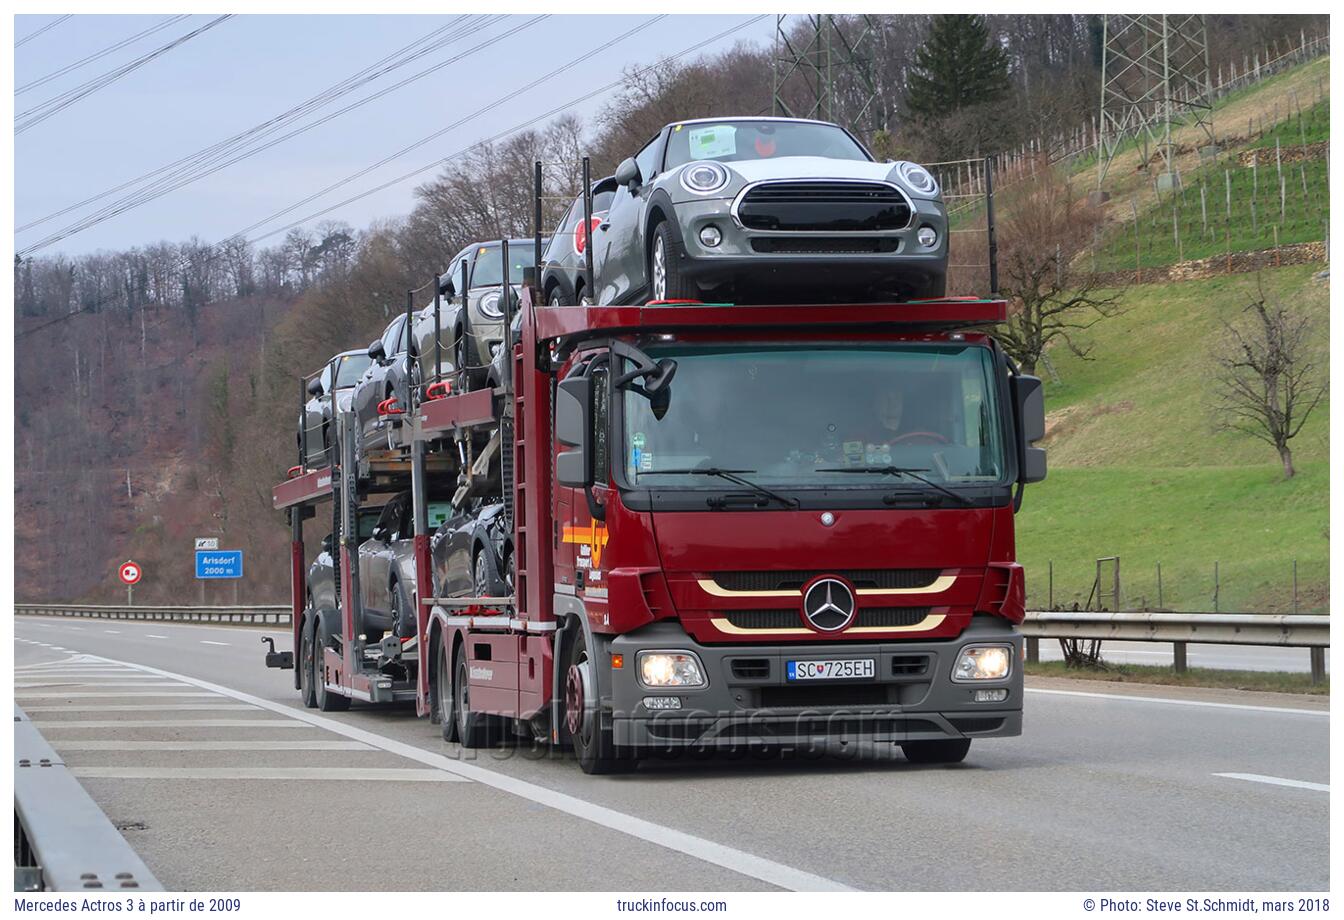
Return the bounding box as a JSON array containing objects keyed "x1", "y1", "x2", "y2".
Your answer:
[
  {"x1": 642, "y1": 467, "x2": 799, "y2": 509},
  {"x1": 814, "y1": 466, "x2": 972, "y2": 507}
]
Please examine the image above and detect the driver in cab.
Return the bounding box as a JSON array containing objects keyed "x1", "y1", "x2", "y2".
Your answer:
[{"x1": 813, "y1": 383, "x2": 944, "y2": 467}]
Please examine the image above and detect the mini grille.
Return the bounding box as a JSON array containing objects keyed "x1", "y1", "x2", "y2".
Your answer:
[
  {"x1": 711, "y1": 569, "x2": 942, "y2": 592},
  {"x1": 751, "y1": 237, "x2": 898, "y2": 254},
  {"x1": 739, "y1": 181, "x2": 912, "y2": 232},
  {"x1": 743, "y1": 182, "x2": 906, "y2": 204}
]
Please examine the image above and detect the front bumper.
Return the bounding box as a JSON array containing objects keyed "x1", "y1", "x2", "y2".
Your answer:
[{"x1": 607, "y1": 615, "x2": 1021, "y2": 748}]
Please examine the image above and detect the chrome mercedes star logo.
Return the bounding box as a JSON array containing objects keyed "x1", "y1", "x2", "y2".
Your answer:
[{"x1": 802, "y1": 577, "x2": 856, "y2": 632}]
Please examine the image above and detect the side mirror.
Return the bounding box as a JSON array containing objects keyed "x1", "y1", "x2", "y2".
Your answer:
[
  {"x1": 555, "y1": 375, "x2": 594, "y2": 488},
  {"x1": 307, "y1": 378, "x2": 324, "y2": 398},
  {"x1": 321, "y1": 534, "x2": 333, "y2": 554},
  {"x1": 368, "y1": 340, "x2": 386, "y2": 363},
  {"x1": 615, "y1": 157, "x2": 641, "y2": 189},
  {"x1": 1011, "y1": 374, "x2": 1047, "y2": 484},
  {"x1": 371, "y1": 525, "x2": 389, "y2": 543}
]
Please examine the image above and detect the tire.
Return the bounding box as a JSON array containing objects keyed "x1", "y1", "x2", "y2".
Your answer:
[
  {"x1": 454, "y1": 643, "x2": 493, "y2": 748},
  {"x1": 300, "y1": 612, "x2": 318, "y2": 709},
  {"x1": 564, "y1": 628, "x2": 634, "y2": 774},
  {"x1": 901, "y1": 738, "x2": 971, "y2": 764},
  {"x1": 454, "y1": 329, "x2": 477, "y2": 393},
  {"x1": 389, "y1": 579, "x2": 415, "y2": 639},
  {"x1": 436, "y1": 635, "x2": 459, "y2": 743},
  {"x1": 313, "y1": 612, "x2": 351, "y2": 713},
  {"x1": 472, "y1": 546, "x2": 506, "y2": 598},
  {"x1": 649, "y1": 221, "x2": 693, "y2": 302}
]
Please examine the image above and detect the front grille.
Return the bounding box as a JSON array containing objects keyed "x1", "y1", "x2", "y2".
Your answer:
[
  {"x1": 855, "y1": 607, "x2": 931, "y2": 628},
  {"x1": 722, "y1": 610, "x2": 799, "y2": 630},
  {"x1": 739, "y1": 181, "x2": 912, "y2": 232},
  {"x1": 711, "y1": 569, "x2": 942, "y2": 592},
  {"x1": 751, "y1": 237, "x2": 898, "y2": 254},
  {"x1": 760, "y1": 684, "x2": 890, "y2": 709}
]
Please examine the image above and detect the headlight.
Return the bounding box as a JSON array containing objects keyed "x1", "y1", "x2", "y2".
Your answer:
[
  {"x1": 898, "y1": 161, "x2": 939, "y2": 197},
  {"x1": 680, "y1": 161, "x2": 729, "y2": 195},
  {"x1": 954, "y1": 646, "x2": 1012, "y2": 681},
  {"x1": 637, "y1": 651, "x2": 707, "y2": 688},
  {"x1": 916, "y1": 225, "x2": 939, "y2": 248},
  {"x1": 478, "y1": 290, "x2": 503, "y2": 318}
]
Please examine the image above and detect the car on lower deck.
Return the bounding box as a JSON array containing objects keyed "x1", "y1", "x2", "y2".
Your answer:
[
  {"x1": 357, "y1": 490, "x2": 458, "y2": 639},
  {"x1": 431, "y1": 499, "x2": 511, "y2": 599},
  {"x1": 591, "y1": 116, "x2": 948, "y2": 305}
]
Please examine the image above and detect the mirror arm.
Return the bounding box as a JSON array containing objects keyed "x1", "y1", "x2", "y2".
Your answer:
[{"x1": 584, "y1": 486, "x2": 605, "y2": 522}]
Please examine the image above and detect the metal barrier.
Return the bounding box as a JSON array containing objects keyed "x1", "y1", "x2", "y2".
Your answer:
[
  {"x1": 15, "y1": 705, "x2": 162, "y2": 892},
  {"x1": 16, "y1": 603, "x2": 290, "y2": 625},
  {"x1": 1022, "y1": 611, "x2": 1330, "y2": 682}
]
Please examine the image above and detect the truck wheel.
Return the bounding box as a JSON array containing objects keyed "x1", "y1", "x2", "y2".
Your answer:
[
  {"x1": 436, "y1": 636, "x2": 459, "y2": 743},
  {"x1": 901, "y1": 738, "x2": 971, "y2": 764},
  {"x1": 300, "y1": 613, "x2": 318, "y2": 709},
  {"x1": 454, "y1": 644, "x2": 493, "y2": 748},
  {"x1": 649, "y1": 221, "x2": 692, "y2": 302},
  {"x1": 313, "y1": 612, "x2": 351, "y2": 713},
  {"x1": 564, "y1": 628, "x2": 634, "y2": 774}
]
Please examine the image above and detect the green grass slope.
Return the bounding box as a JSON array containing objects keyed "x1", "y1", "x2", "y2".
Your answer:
[{"x1": 1015, "y1": 264, "x2": 1329, "y2": 613}]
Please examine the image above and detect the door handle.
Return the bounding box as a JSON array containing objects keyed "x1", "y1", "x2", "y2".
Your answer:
[{"x1": 598, "y1": 222, "x2": 610, "y2": 232}]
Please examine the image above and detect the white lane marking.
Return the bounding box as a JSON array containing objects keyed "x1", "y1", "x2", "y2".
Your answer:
[
  {"x1": 15, "y1": 681, "x2": 190, "y2": 689},
  {"x1": 91, "y1": 655, "x2": 851, "y2": 892},
  {"x1": 1025, "y1": 687, "x2": 1328, "y2": 717},
  {"x1": 21, "y1": 704, "x2": 258, "y2": 713},
  {"x1": 15, "y1": 691, "x2": 221, "y2": 698},
  {"x1": 145, "y1": 635, "x2": 168, "y2": 639},
  {"x1": 1214, "y1": 772, "x2": 1329, "y2": 792},
  {"x1": 200, "y1": 640, "x2": 230, "y2": 646},
  {"x1": 33, "y1": 719, "x2": 316, "y2": 729},
  {"x1": 65, "y1": 627, "x2": 85, "y2": 631},
  {"x1": 54, "y1": 740, "x2": 376, "y2": 752},
  {"x1": 104, "y1": 630, "x2": 121, "y2": 634},
  {"x1": 72, "y1": 766, "x2": 466, "y2": 782}
]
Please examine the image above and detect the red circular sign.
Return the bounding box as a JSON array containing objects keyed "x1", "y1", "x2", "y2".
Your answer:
[
  {"x1": 573, "y1": 216, "x2": 601, "y2": 256},
  {"x1": 119, "y1": 561, "x2": 142, "y2": 585}
]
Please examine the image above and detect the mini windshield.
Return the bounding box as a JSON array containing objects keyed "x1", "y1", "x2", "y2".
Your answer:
[
  {"x1": 334, "y1": 353, "x2": 374, "y2": 388},
  {"x1": 664, "y1": 120, "x2": 870, "y2": 169},
  {"x1": 622, "y1": 345, "x2": 1006, "y2": 490},
  {"x1": 470, "y1": 245, "x2": 531, "y2": 287}
]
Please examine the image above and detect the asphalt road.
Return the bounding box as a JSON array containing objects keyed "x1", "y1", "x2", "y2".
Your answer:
[
  {"x1": 1035, "y1": 639, "x2": 1330, "y2": 673},
  {"x1": 14, "y1": 616, "x2": 1330, "y2": 892}
]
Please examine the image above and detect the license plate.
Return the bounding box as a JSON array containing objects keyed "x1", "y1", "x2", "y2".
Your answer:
[{"x1": 786, "y1": 659, "x2": 875, "y2": 681}]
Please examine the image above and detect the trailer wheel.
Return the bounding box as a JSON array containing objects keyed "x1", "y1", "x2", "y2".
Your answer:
[
  {"x1": 436, "y1": 635, "x2": 459, "y2": 743},
  {"x1": 901, "y1": 738, "x2": 971, "y2": 764},
  {"x1": 313, "y1": 612, "x2": 351, "y2": 713},
  {"x1": 454, "y1": 643, "x2": 493, "y2": 748},
  {"x1": 300, "y1": 613, "x2": 318, "y2": 709},
  {"x1": 564, "y1": 629, "x2": 634, "y2": 775}
]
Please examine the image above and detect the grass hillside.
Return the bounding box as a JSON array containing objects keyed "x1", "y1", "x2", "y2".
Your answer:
[{"x1": 1015, "y1": 264, "x2": 1329, "y2": 614}]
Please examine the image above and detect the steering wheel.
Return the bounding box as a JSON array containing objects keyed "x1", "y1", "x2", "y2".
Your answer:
[{"x1": 890, "y1": 430, "x2": 950, "y2": 445}]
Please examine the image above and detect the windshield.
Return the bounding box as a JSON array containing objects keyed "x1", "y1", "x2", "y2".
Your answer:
[
  {"x1": 470, "y1": 245, "x2": 531, "y2": 287},
  {"x1": 334, "y1": 353, "x2": 374, "y2": 388},
  {"x1": 622, "y1": 345, "x2": 1006, "y2": 491},
  {"x1": 664, "y1": 120, "x2": 870, "y2": 169}
]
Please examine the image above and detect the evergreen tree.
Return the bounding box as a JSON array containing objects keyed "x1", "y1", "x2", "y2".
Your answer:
[{"x1": 905, "y1": 15, "x2": 1011, "y2": 119}]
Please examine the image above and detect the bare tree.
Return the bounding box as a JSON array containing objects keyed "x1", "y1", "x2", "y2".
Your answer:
[
  {"x1": 994, "y1": 159, "x2": 1124, "y2": 376},
  {"x1": 1211, "y1": 283, "x2": 1325, "y2": 479}
]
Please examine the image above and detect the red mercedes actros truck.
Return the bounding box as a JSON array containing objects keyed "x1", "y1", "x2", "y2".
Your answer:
[{"x1": 269, "y1": 277, "x2": 1047, "y2": 773}]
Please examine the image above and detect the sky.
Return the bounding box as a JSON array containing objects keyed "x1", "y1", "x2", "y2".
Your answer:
[{"x1": 13, "y1": 13, "x2": 776, "y2": 258}]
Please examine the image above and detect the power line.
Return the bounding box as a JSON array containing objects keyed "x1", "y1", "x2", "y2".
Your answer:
[
  {"x1": 16, "y1": 16, "x2": 487, "y2": 236},
  {"x1": 16, "y1": 15, "x2": 192, "y2": 95},
  {"x1": 247, "y1": 15, "x2": 768, "y2": 245},
  {"x1": 15, "y1": 14, "x2": 73, "y2": 48},
  {"x1": 16, "y1": 15, "x2": 235, "y2": 135},
  {"x1": 233, "y1": 15, "x2": 668, "y2": 240},
  {"x1": 18, "y1": 15, "x2": 547, "y2": 255}
]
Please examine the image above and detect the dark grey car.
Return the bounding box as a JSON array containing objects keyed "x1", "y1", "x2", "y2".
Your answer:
[
  {"x1": 358, "y1": 490, "x2": 458, "y2": 639},
  {"x1": 351, "y1": 312, "x2": 415, "y2": 451},
  {"x1": 297, "y1": 349, "x2": 374, "y2": 467},
  {"x1": 539, "y1": 176, "x2": 617, "y2": 306},
  {"x1": 591, "y1": 116, "x2": 949, "y2": 305},
  {"x1": 430, "y1": 499, "x2": 511, "y2": 598}
]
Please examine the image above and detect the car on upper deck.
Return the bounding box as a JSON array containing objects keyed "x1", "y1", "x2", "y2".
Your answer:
[
  {"x1": 539, "y1": 175, "x2": 617, "y2": 306},
  {"x1": 297, "y1": 349, "x2": 374, "y2": 467},
  {"x1": 590, "y1": 116, "x2": 947, "y2": 305}
]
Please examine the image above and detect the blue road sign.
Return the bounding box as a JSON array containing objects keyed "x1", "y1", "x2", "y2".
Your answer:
[{"x1": 195, "y1": 550, "x2": 243, "y2": 579}]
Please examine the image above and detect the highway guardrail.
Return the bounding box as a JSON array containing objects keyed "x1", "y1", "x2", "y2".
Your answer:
[
  {"x1": 15, "y1": 705, "x2": 162, "y2": 892},
  {"x1": 1022, "y1": 611, "x2": 1329, "y2": 682},
  {"x1": 15, "y1": 603, "x2": 290, "y2": 625}
]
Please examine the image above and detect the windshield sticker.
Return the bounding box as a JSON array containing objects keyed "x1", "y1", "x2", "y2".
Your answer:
[
  {"x1": 632, "y1": 432, "x2": 646, "y2": 449},
  {"x1": 865, "y1": 443, "x2": 893, "y2": 465},
  {"x1": 426, "y1": 502, "x2": 453, "y2": 528},
  {"x1": 843, "y1": 441, "x2": 864, "y2": 466},
  {"x1": 639, "y1": 451, "x2": 653, "y2": 472},
  {"x1": 688, "y1": 125, "x2": 736, "y2": 160}
]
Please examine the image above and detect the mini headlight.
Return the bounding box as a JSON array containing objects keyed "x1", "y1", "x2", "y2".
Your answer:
[
  {"x1": 680, "y1": 161, "x2": 729, "y2": 195},
  {"x1": 954, "y1": 646, "x2": 1012, "y2": 681},
  {"x1": 917, "y1": 225, "x2": 939, "y2": 248},
  {"x1": 637, "y1": 651, "x2": 707, "y2": 688},
  {"x1": 699, "y1": 224, "x2": 722, "y2": 247},
  {"x1": 478, "y1": 290, "x2": 503, "y2": 318},
  {"x1": 898, "y1": 161, "x2": 939, "y2": 196}
]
